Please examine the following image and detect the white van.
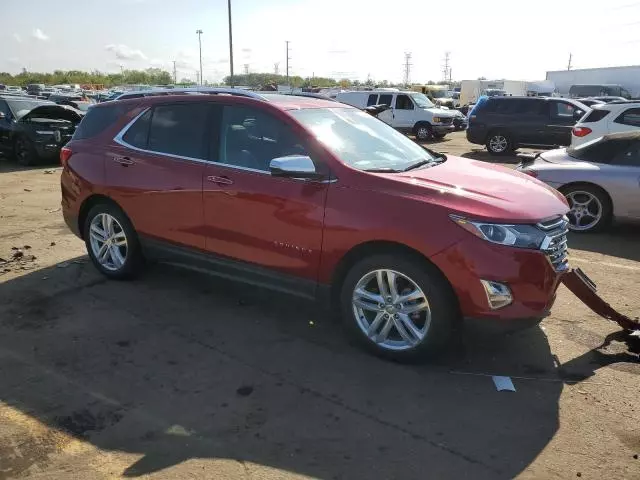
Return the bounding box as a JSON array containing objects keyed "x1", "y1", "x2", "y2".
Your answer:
[{"x1": 336, "y1": 90, "x2": 456, "y2": 140}]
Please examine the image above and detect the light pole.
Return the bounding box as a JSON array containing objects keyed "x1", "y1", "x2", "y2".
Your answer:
[
  {"x1": 196, "y1": 29, "x2": 203, "y2": 85},
  {"x1": 227, "y1": 0, "x2": 234, "y2": 87}
]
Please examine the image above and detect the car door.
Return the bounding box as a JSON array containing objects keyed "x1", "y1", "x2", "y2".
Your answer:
[
  {"x1": 548, "y1": 100, "x2": 584, "y2": 146},
  {"x1": 0, "y1": 100, "x2": 12, "y2": 152},
  {"x1": 202, "y1": 103, "x2": 329, "y2": 293},
  {"x1": 392, "y1": 94, "x2": 416, "y2": 131},
  {"x1": 507, "y1": 99, "x2": 550, "y2": 145},
  {"x1": 107, "y1": 102, "x2": 209, "y2": 249},
  {"x1": 375, "y1": 94, "x2": 394, "y2": 126},
  {"x1": 608, "y1": 140, "x2": 640, "y2": 219}
]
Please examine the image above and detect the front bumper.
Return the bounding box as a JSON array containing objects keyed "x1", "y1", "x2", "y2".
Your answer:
[
  {"x1": 432, "y1": 124, "x2": 455, "y2": 135},
  {"x1": 431, "y1": 236, "x2": 563, "y2": 323},
  {"x1": 34, "y1": 141, "x2": 64, "y2": 160}
]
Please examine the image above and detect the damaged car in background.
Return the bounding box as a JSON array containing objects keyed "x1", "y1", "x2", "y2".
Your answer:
[{"x1": 0, "y1": 96, "x2": 84, "y2": 166}]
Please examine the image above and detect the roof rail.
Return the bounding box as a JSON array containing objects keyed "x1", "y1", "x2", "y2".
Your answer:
[{"x1": 116, "y1": 87, "x2": 266, "y2": 101}]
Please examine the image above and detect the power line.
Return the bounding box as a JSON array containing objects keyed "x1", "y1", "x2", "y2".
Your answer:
[{"x1": 403, "y1": 52, "x2": 412, "y2": 86}]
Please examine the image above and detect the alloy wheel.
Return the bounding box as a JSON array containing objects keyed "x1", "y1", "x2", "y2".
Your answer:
[
  {"x1": 489, "y1": 135, "x2": 508, "y2": 153},
  {"x1": 417, "y1": 127, "x2": 430, "y2": 140},
  {"x1": 352, "y1": 269, "x2": 431, "y2": 351},
  {"x1": 565, "y1": 191, "x2": 602, "y2": 231},
  {"x1": 89, "y1": 213, "x2": 128, "y2": 271}
]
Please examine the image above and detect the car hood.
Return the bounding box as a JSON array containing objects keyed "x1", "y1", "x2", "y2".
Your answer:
[
  {"x1": 18, "y1": 104, "x2": 84, "y2": 123},
  {"x1": 425, "y1": 107, "x2": 456, "y2": 117},
  {"x1": 384, "y1": 155, "x2": 569, "y2": 222}
]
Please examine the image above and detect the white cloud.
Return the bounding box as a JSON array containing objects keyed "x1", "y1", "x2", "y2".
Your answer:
[
  {"x1": 105, "y1": 44, "x2": 147, "y2": 61},
  {"x1": 32, "y1": 28, "x2": 49, "y2": 41},
  {"x1": 12, "y1": 33, "x2": 22, "y2": 43}
]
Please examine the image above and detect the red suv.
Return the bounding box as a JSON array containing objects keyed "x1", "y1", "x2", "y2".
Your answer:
[{"x1": 61, "y1": 89, "x2": 569, "y2": 361}]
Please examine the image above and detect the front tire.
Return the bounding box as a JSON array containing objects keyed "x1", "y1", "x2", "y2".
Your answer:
[
  {"x1": 340, "y1": 253, "x2": 458, "y2": 362},
  {"x1": 14, "y1": 137, "x2": 38, "y2": 166},
  {"x1": 414, "y1": 123, "x2": 433, "y2": 141},
  {"x1": 486, "y1": 132, "x2": 512, "y2": 155},
  {"x1": 83, "y1": 203, "x2": 143, "y2": 279},
  {"x1": 561, "y1": 185, "x2": 612, "y2": 232}
]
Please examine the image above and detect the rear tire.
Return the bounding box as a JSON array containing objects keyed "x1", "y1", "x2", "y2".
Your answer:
[
  {"x1": 14, "y1": 137, "x2": 38, "y2": 166},
  {"x1": 83, "y1": 203, "x2": 143, "y2": 280},
  {"x1": 560, "y1": 184, "x2": 612, "y2": 233},
  {"x1": 486, "y1": 132, "x2": 512, "y2": 155},
  {"x1": 340, "y1": 253, "x2": 458, "y2": 362}
]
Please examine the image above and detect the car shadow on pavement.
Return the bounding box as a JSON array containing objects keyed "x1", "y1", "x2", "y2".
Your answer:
[
  {"x1": 460, "y1": 150, "x2": 524, "y2": 165},
  {"x1": 568, "y1": 224, "x2": 640, "y2": 263},
  {"x1": 0, "y1": 157, "x2": 60, "y2": 174},
  {"x1": 0, "y1": 259, "x2": 634, "y2": 479}
]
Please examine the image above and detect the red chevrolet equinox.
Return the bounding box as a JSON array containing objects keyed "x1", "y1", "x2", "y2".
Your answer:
[{"x1": 60, "y1": 89, "x2": 570, "y2": 361}]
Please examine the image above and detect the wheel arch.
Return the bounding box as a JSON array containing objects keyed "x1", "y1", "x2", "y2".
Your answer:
[
  {"x1": 77, "y1": 194, "x2": 130, "y2": 239},
  {"x1": 557, "y1": 181, "x2": 613, "y2": 211},
  {"x1": 329, "y1": 240, "x2": 460, "y2": 313}
]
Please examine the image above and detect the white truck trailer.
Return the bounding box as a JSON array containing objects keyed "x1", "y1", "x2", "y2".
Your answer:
[{"x1": 546, "y1": 65, "x2": 640, "y2": 98}]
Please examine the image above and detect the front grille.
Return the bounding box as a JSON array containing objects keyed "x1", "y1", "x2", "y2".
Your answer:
[
  {"x1": 538, "y1": 216, "x2": 569, "y2": 271},
  {"x1": 440, "y1": 118, "x2": 453, "y2": 125}
]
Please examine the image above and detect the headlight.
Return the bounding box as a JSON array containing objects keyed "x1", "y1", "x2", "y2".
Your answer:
[
  {"x1": 432, "y1": 117, "x2": 442, "y2": 123},
  {"x1": 450, "y1": 215, "x2": 546, "y2": 249}
]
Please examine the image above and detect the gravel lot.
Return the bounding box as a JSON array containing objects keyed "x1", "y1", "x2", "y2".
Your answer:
[{"x1": 0, "y1": 131, "x2": 639, "y2": 479}]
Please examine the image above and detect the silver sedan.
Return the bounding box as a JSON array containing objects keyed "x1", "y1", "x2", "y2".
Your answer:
[{"x1": 517, "y1": 132, "x2": 640, "y2": 232}]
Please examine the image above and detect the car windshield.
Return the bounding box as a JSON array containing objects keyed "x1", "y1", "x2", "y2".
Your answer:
[
  {"x1": 289, "y1": 108, "x2": 438, "y2": 172},
  {"x1": 409, "y1": 93, "x2": 435, "y2": 108},
  {"x1": 430, "y1": 90, "x2": 448, "y2": 98},
  {"x1": 6, "y1": 99, "x2": 50, "y2": 116}
]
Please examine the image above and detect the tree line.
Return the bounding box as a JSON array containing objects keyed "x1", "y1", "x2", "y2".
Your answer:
[{"x1": 0, "y1": 68, "x2": 174, "y2": 87}]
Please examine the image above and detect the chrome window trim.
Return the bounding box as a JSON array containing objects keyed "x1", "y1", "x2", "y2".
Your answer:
[{"x1": 112, "y1": 106, "x2": 336, "y2": 182}]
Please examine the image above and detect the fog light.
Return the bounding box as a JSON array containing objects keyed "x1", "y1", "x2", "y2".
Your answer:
[{"x1": 480, "y1": 280, "x2": 513, "y2": 310}]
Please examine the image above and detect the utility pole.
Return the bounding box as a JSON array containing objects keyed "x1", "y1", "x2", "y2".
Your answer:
[
  {"x1": 403, "y1": 52, "x2": 412, "y2": 87},
  {"x1": 196, "y1": 29, "x2": 203, "y2": 85},
  {"x1": 286, "y1": 40, "x2": 291, "y2": 86},
  {"x1": 120, "y1": 64, "x2": 125, "y2": 84},
  {"x1": 274, "y1": 62, "x2": 280, "y2": 75},
  {"x1": 567, "y1": 52, "x2": 573, "y2": 71},
  {"x1": 172, "y1": 60, "x2": 177, "y2": 84},
  {"x1": 228, "y1": 0, "x2": 234, "y2": 87}
]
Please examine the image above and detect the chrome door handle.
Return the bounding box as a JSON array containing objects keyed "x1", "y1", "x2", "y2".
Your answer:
[
  {"x1": 113, "y1": 156, "x2": 134, "y2": 166},
  {"x1": 207, "y1": 175, "x2": 233, "y2": 185}
]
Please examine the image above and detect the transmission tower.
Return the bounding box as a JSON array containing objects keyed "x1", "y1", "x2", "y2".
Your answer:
[
  {"x1": 403, "y1": 52, "x2": 412, "y2": 86},
  {"x1": 243, "y1": 64, "x2": 249, "y2": 75},
  {"x1": 443, "y1": 51, "x2": 451, "y2": 83},
  {"x1": 274, "y1": 62, "x2": 280, "y2": 75}
]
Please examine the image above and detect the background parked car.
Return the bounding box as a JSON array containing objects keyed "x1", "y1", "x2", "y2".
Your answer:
[
  {"x1": 576, "y1": 98, "x2": 606, "y2": 108},
  {"x1": 571, "y1": 101, "x2": 640, "y2": 146},
  {"x1": 467, "y1": 96, "x2": 589, "y2": 155},
  {"x1": 26, "y1": 84, "x2": 45, "y2": 96},
  {"x1": 517, "y1": 132, "x2": 640, "y2": 232},
  {"x1": 0, "y1": 95, "x2": 84, "y2": 165}
]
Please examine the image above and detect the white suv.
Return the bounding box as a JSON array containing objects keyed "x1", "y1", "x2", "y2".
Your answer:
[{"x1": 572, "y1": 101, "x2": 640, "y2": 146}]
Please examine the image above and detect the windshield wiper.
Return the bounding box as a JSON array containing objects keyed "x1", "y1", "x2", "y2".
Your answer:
[
  {"x1": 403, "y1": 154, "x2": 446, "y2": 171},
  {"x1": 363, "y1": 167, "x2": 401, "y2": 173}
]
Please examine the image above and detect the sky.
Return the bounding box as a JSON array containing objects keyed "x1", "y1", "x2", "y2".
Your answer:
[{"x1": 2, "y1": 0, "x2": 640, "y2": 84}]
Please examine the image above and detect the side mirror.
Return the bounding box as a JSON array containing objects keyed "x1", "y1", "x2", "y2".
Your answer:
[{"x1": 269, "y1": 155, "x2": 320, "y2": 179}]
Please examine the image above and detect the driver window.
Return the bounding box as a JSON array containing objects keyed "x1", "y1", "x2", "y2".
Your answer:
[
  {"x1": 395, "y1": 95, "x2": 414, "y2": 110},
  {"x1": 217, "y1": 106, "x2": 308, "y2": 172}
]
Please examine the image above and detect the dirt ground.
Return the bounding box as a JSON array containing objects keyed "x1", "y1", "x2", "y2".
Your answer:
[{"x1": 0, "y1": 131, "x2": 639, "y2": 480}]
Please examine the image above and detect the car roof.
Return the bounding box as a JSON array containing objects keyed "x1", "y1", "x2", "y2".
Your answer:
[
  {"x1": 601, "y1": 131, "x2": 640, "y2": 141},
  {"x1": 112, "y1": 89, "x2": 350, "y2": 111}
]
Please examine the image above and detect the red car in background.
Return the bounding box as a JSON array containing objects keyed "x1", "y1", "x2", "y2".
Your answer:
[{"x1": 60, "y1": 89, "x2": 569, "y2": 362}]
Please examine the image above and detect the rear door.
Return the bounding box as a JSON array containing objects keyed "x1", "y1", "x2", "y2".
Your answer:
[
  {"x1": 609, "y1": 140, "x2": 640, "y2": 219},
  {"x1": 376, "y1": 94, "x2": 394, "y2": 125},
  {"x1": 0, "y1": 100, "x2": 11, "y2": 151},
  {"x1": 107, "y1": 102, "x2": 209, "y2": 249},
  {"x1": 510, "y1": 98, "x2": 549, "y2": 145},
  {"x1": 548, "y1": 100, "x2": 585, "y2": 146}
]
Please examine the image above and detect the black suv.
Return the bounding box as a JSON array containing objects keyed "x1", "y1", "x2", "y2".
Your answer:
[
  {"x1": 466, "y1": 97, "x2": 588, "y2": 155},
  {"x1": 0, "y1": 96, "x2": 84, "y2": 165}
]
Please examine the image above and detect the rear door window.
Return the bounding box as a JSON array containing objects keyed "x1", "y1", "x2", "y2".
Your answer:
[
  {"x1": 552, "y1": 101, "x2": 580, "y2": 118},
  {"x1": 366, "y1": 94, "x2": 378, "y2": 106},
  {"x1": 614, "y1": 108, "x2": 640, "y2": 127},
  {"x1": 378, "y1": 94, "x2": 393, "y2": 107},
  {"x1": 514, "y1": 99, "x2": 547, "y2": 115},
  {"x1": 122, "y1": 109, "x2": 152, "y2": 148},
  {"x1": 147, "y1": 103, "x2": 210, "y2": 159},
  {"x1": 73, "y1": 103, "x2": 130, "y2": 140}
]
